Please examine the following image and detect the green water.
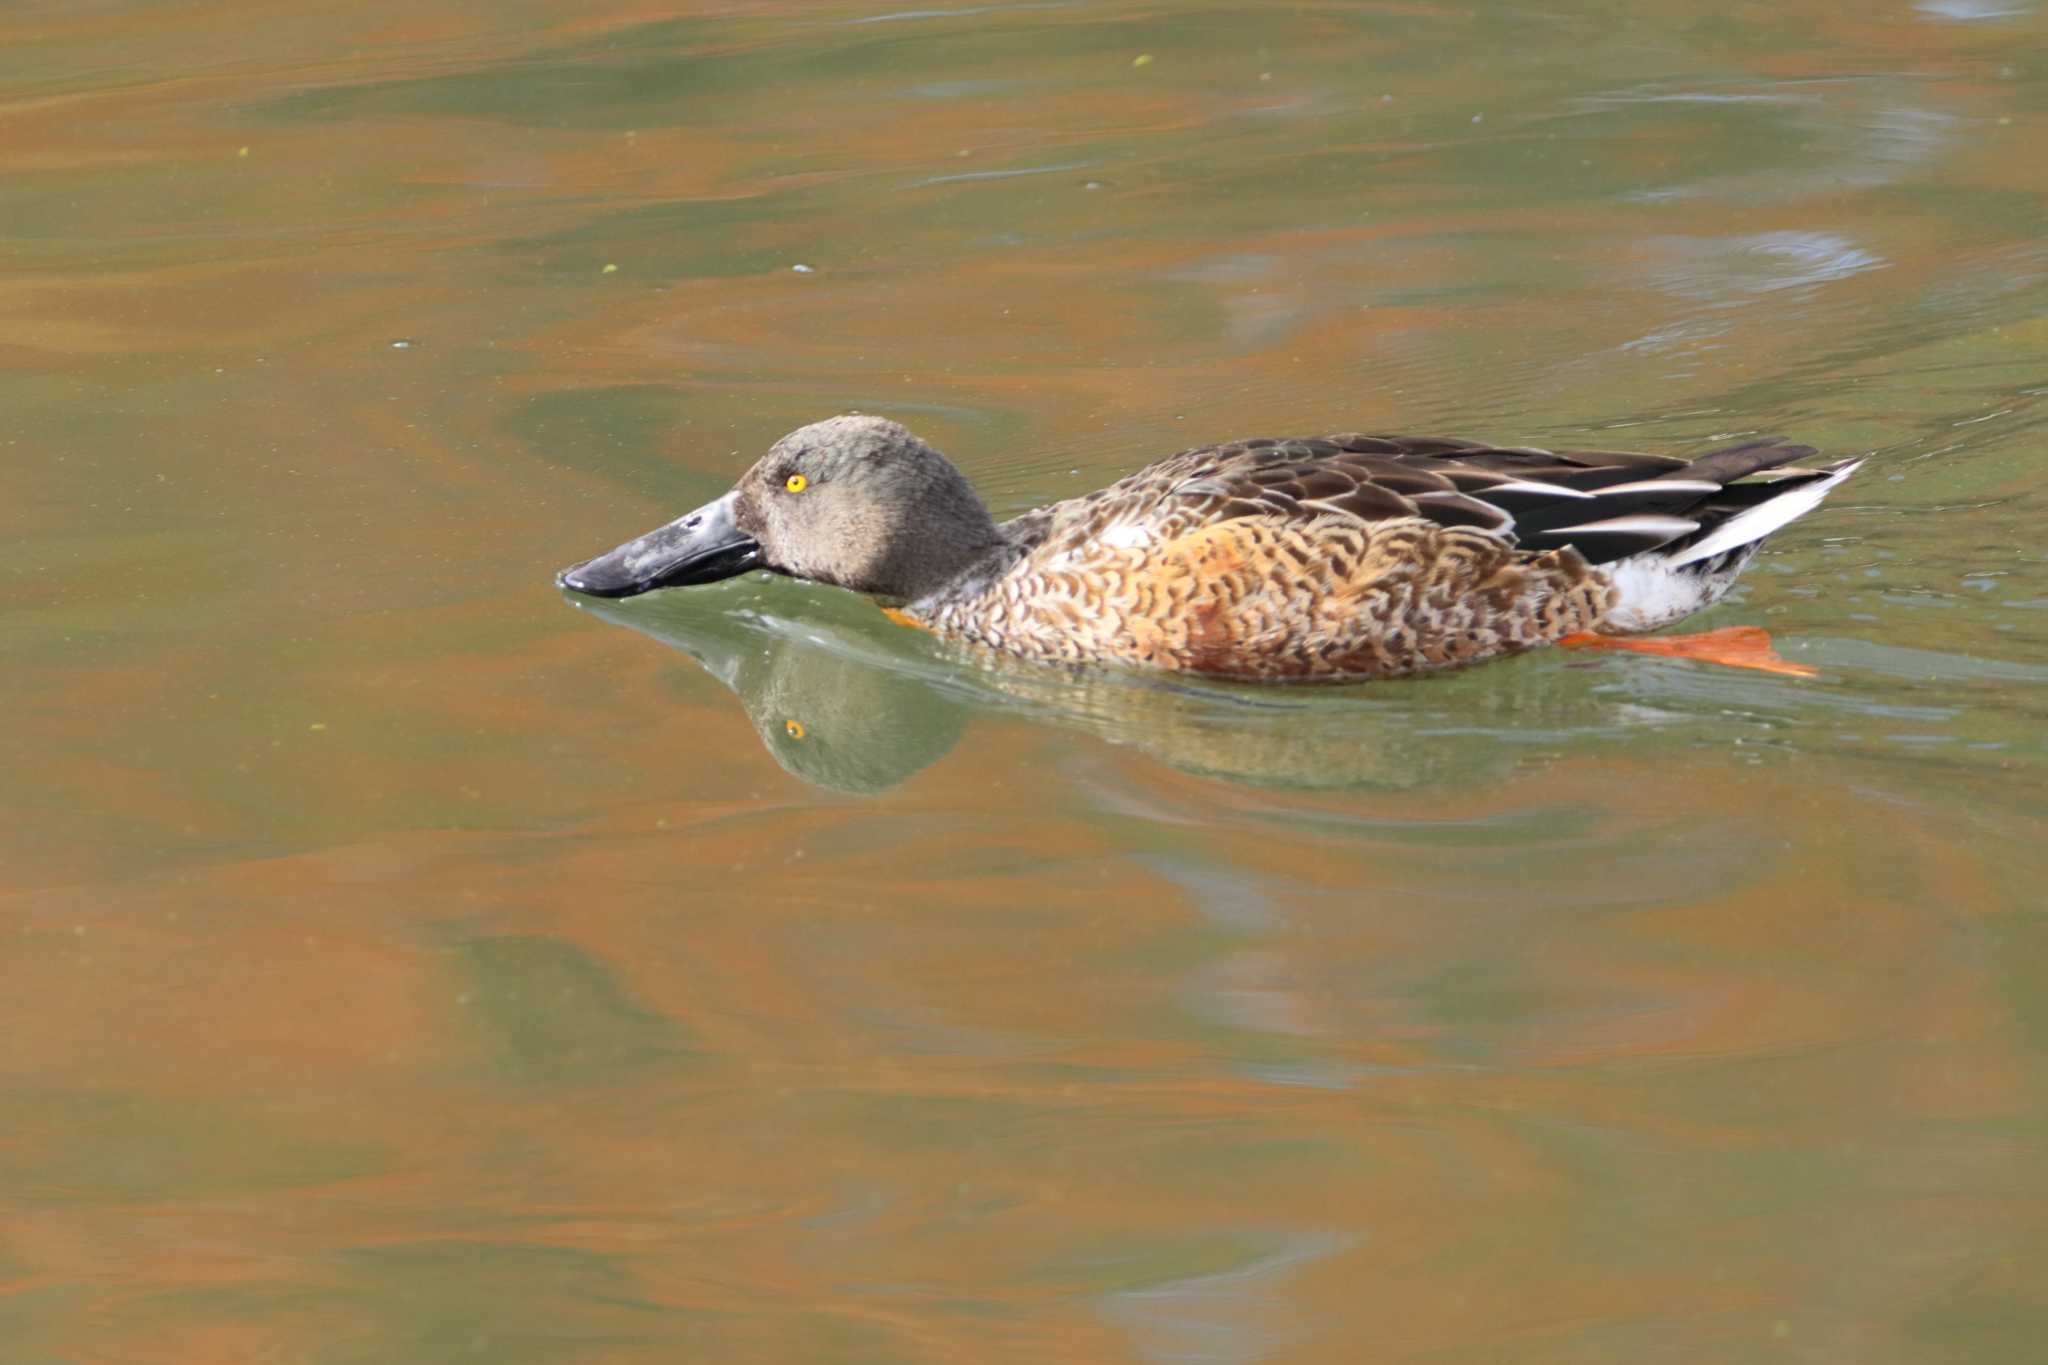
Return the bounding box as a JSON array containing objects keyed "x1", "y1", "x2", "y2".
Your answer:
[{"x1": 4, "y1": 2, "x2": 2046, "y2": 1361}]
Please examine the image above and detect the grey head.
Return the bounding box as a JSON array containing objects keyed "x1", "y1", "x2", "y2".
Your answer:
[{"x1": 559, "y1": 415, "x2": 1004, "y2": 602}]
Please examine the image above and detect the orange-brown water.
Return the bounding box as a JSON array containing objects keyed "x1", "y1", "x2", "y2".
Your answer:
[{"x1": 5, "y1": 2, "x2": 2046, "y2": 1361}]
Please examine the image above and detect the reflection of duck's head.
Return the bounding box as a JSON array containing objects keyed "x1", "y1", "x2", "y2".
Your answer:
[
  {"x1": 572, "y1": 587, "x2": 966, "y2": 795},
  {"x1": 559, "y1": 416, "x2": 1002, "y2": 603},
  {"x1": 734, "y1": 631, "x2": 964, "y2": 795}
]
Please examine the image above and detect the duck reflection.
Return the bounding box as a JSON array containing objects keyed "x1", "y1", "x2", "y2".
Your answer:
[
  {"x1": 569, "y1": 580, "x2": 965, "y2": 795},
  {"x1": 564, "y1": 576, "x2": 1751, "y2": 797}
]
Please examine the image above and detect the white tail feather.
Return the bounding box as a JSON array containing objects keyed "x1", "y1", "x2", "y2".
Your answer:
[
  {"x1": 1667, "y1": 460, "x2": 1862, "y2": 567},
  {"x1": 1603, "y1": 458, "x2": 1862, "y2": 631}
]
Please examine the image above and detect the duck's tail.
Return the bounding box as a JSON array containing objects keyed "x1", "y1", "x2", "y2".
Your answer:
[{"x1": 1601, "y1": 458, "x2": 1862, "y2": 632}]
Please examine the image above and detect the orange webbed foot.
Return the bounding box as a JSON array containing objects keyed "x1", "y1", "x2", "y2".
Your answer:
[
  {"x1": 1558, "y1": 626, "x2": 1817, "y2": 679},
  {"x1": 880, "y1": 606, "x2": 932, "y2": 633}
]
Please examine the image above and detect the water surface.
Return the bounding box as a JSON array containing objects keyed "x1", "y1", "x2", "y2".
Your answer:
[{"x1": 5, "y1": 1, "x2": 2047, "y2": 1361}]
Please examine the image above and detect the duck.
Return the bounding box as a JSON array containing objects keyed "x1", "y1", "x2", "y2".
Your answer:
[{"x1": 558, "y1": 414, "x2": 1861, "y2": 681}]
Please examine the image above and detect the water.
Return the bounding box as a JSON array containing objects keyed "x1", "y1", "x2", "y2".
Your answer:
[{"x1": 5, "y1": 2, "x2": 2046, "y2": 1361}]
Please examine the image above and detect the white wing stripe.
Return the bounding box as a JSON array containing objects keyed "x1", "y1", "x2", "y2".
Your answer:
[
  {"x1": 1479, "y1": 479, "x2": 1595, "y2": 499},
  {"x1": 1549, "y1": 514, "x2": 1701, "y2": 537},
  {"x1": 1590, "y1": 479, "x2": 1722, "y2": 497}
]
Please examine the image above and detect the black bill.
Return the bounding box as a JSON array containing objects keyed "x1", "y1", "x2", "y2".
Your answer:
[{"x1": 557, "y1": 490, "x2": 761, "y2": 598}]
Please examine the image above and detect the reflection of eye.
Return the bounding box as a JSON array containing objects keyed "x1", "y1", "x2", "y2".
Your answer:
[
  {"x1": 784, "y1": 473, "x2": 808, "y2": 493},
  {"x1": 784, "y1": 719, "x2": 806, "y2": 740}
]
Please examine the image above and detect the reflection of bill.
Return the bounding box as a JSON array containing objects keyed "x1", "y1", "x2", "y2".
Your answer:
[{"x1": 565, "y1": 577, "x2": 1789, "y2": 799}]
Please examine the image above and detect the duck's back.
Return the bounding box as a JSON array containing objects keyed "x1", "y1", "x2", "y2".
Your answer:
[{"x1": 916, "y1": 432, "x2": 1832, "y2": 680}]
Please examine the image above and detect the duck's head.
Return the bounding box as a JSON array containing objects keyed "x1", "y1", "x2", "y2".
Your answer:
[{"x1": 558, "y1": 415, "x2": 1003, "y2": 602}]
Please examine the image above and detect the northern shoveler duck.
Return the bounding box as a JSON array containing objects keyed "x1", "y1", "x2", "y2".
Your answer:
[{"x1": 559, "y1": 415, "x2": 1861, "y2": 681}]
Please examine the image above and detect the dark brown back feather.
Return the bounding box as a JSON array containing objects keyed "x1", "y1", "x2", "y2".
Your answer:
[{"x1": 1016, "y1": 432, "x2": 1828, "y2": 567}]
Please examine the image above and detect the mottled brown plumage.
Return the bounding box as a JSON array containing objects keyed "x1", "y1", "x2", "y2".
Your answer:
[
  {"x1": 561, "y1": 416, "x2": 1863, "y2": 681},
  {"x1": 917, "y1": 513, "x2": 1612, "y2": 678}
]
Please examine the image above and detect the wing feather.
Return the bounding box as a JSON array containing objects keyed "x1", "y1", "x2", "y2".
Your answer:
[{"x1": 1028, "y1": 431, "x2": 1829, "y2": 566}]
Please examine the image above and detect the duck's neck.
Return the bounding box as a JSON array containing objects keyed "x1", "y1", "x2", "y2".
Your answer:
[
  {"x1": 905, "y1": 501, "x2": 1073, "y2": 618},
  {"x1": 901, "y1": 510, "x2": 1046, "y2": 617}
]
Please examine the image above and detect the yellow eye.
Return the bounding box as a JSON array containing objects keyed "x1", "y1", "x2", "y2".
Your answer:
[
  {"x1": 784, "y1": 719, "x2": 806, "y2": 740},
  {"x1": 784, "y1": 472, "x2": 808, "y2": 493}
]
